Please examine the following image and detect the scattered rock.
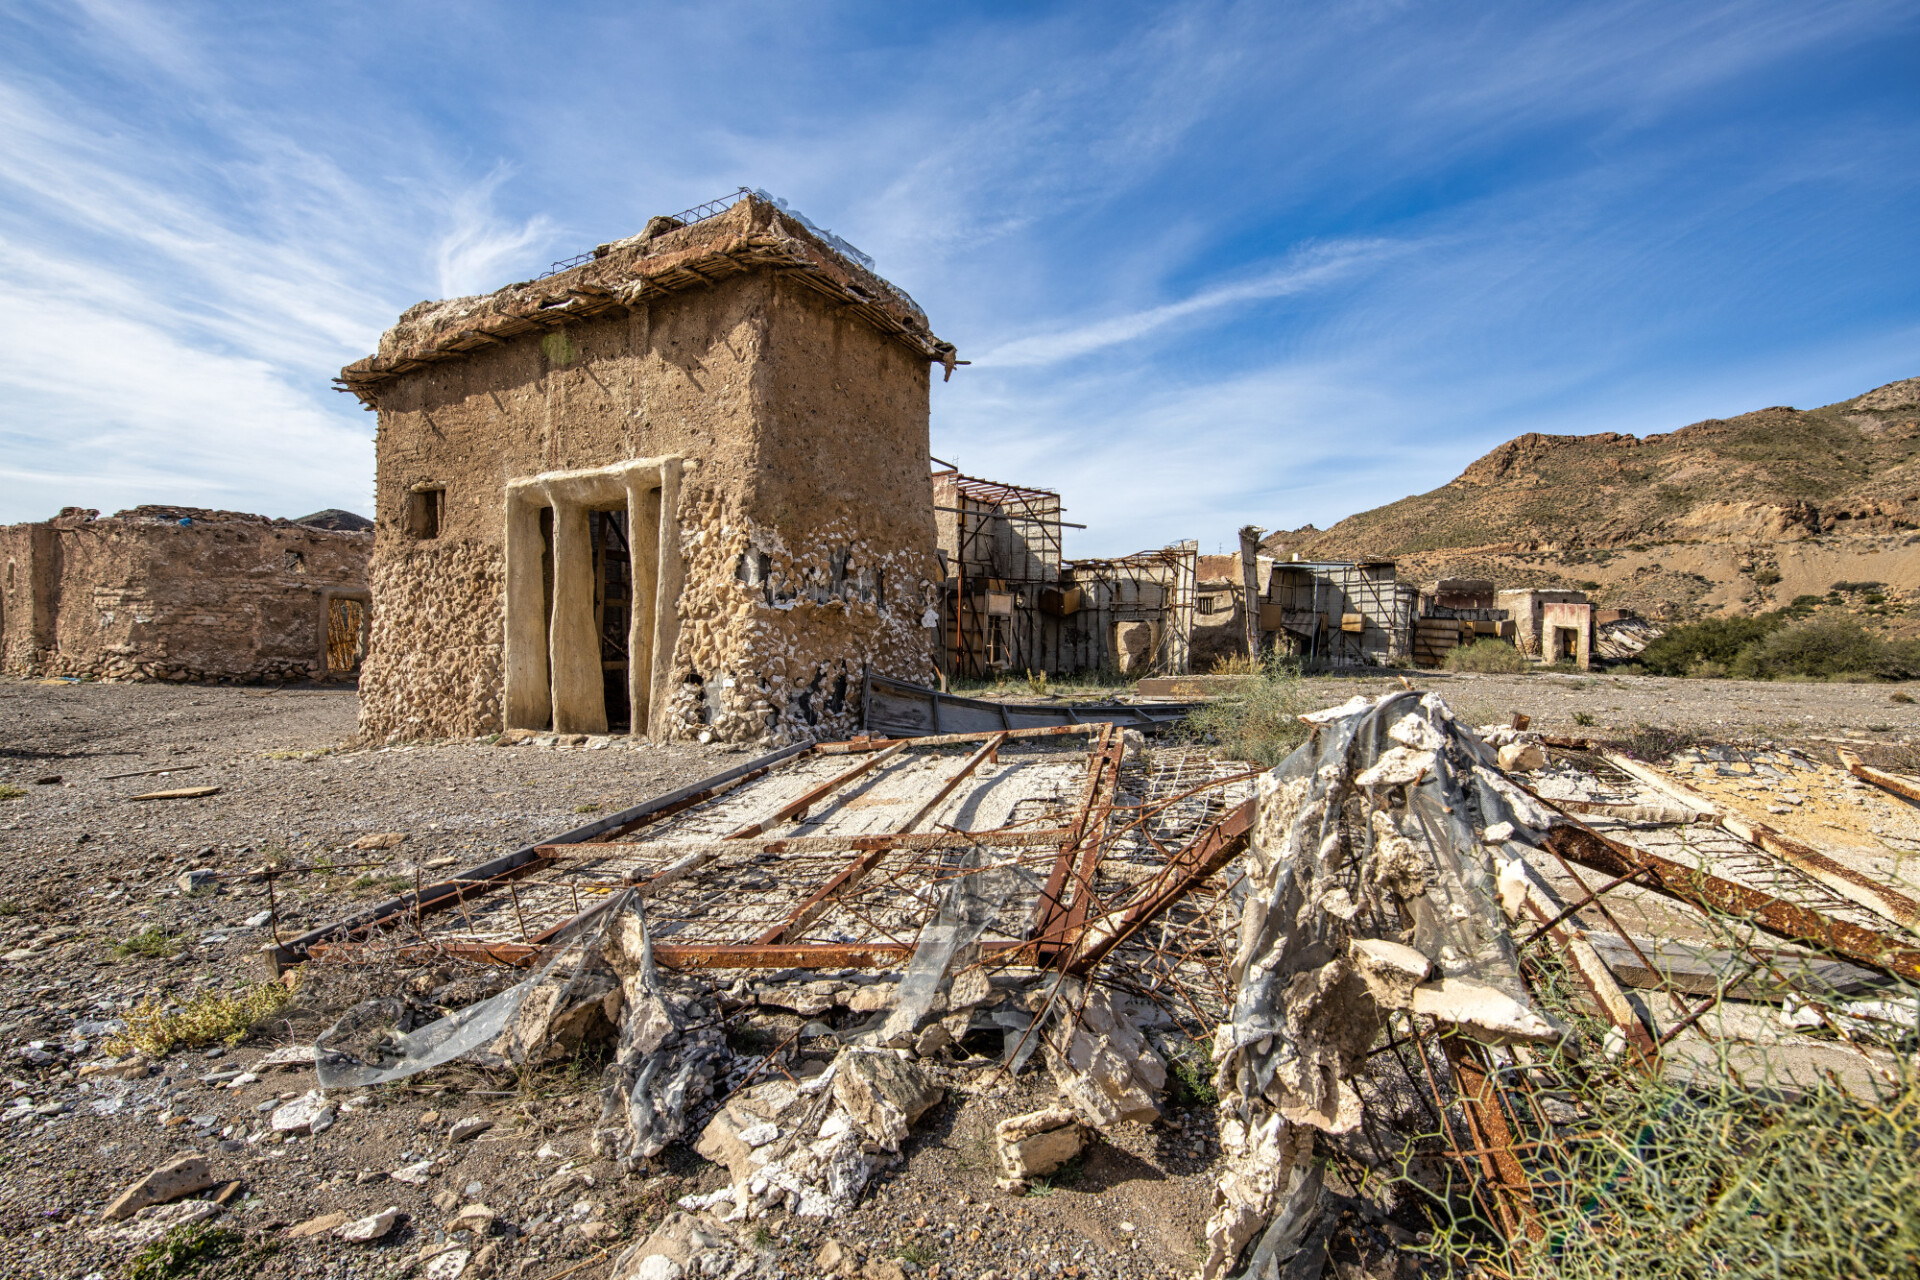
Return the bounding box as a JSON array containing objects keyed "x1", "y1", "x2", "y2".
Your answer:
[
  {"x1": 338, "y1": 1205, "x2": 401, "y2": 1241},
  {"x1": 817, "y1": 1238, "x2": 855, "y2": 1275},
  {"x1": 351, "y1": 831, "x2": 409, "y2": 850},
  {"x1": 269, "y1": 1089, "x2": 334, "y2": 1134},
  {"x1": 177, "y1": 868, "x2": 220, "y2": 895},
  {"x1": 391, "y1": 1159, "x2": 435, "y2": 1184},
  {"x1": 446, "y1": 1202, "x2": 496, "y2": 1235},
  {"x1": 448, "y1": 1115, "x2": 492, "y2": 1142},
  {"x1": 89, "y1": 1198, "x2": 220, "y2": 1245},
  {"x1": 101, "y1": 1154, "x2": 214, "y2": 1221},
  {"x1": 287, "y1": 1211, "x2": 350, "y2": 1238},
  {"x1": 431, "y1": 1189, "x2": 462, "y2": 1213},
  {"x1": 254, "y1": 1044, "x2": 317, "y2": 1070}
]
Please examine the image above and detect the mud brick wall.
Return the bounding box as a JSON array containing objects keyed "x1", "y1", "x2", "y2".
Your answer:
[
  {"x1": 0, "y1": 509, "x2": 370, "y2": 683},
  {"x1": 356, "y1": 196, "x2": 944, "y2": 745}
]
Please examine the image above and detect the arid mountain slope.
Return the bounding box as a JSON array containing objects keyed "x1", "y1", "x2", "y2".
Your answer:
[{"x1": 1301, "y1": 378, "x2": 1920, "y2": 621}]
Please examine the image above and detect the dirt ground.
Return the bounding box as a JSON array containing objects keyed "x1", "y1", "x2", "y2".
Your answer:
[{"x1": 2, "y1": 672, "x2": 1916, "y2": 1280}]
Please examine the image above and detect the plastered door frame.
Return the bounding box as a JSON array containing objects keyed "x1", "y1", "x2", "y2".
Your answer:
[{"x1": 504, "y1": 457, "x2": 685, "y2": 736}]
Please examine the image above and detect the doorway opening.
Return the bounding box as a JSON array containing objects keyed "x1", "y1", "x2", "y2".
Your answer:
[
  {"x1": 1552, "y1": 626, "x2": 1580, "y2": 664},
  {"x1": 591, "y1": 508, "x2": 632, "y2": 732}
]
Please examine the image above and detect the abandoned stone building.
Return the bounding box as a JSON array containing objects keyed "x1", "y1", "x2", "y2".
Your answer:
[
  {"x1": 337, "y1": 192, "x2": 960, "y2": 743},
  {"x1": 0, "y1": 506, "x2": 372, "y2": 683},
  {"x1": 931, "y1": 470, "x2": 1195, "y2": 678}
]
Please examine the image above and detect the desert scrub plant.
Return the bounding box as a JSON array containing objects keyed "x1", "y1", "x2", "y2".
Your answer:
[
  {"x1": 106, "y1": 982, "x2": 290, "y2": 1057},
  {"x1": 1165, "y1": 1037, "x2": 1219, "y2": 1107},
  {"x1": 0, "y1": 784, "x2": 25, "y2": 801},
  {"x1": 1571, "y1": 711, "x2": 1596, "y2": 727},
  {"x1": 115, "y1": 925, "x2": 184, "y2": 959},
  {"x1": 1442, "y1": 639, "x2": 1530, "y2": 674},
  {"x1": 1403, "y1": 937, "x2": 1920, "y2": 1280},
  {"x1": 1182, "y1": 657, "x2": 1312, "y2": 767}
]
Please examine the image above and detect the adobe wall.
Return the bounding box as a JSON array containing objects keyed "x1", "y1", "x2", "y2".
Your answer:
[
  {"x1": 0, "y1": 509, "x2": 370, "y2": 682},
  {"x1": 359, "y1": 267, "x2": 940, "y2": 744}
]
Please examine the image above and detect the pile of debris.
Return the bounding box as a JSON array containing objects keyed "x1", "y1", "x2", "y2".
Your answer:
[{"x1": 251, "y1": 697, "x2": 1920, "y2": 1277}]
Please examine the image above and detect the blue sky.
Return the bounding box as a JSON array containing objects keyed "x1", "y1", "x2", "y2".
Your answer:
[{"x1": 3, "y1": 2, "x2": 1917, "y2": 555}]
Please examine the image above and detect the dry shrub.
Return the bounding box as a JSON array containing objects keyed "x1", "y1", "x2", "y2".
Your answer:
[
  {"x1": 106, "y1": 982, "x2": 291, "y2": 1058},
  {"x1": 1182, "y1": 659, "x2": 1312, "y2": 767}
]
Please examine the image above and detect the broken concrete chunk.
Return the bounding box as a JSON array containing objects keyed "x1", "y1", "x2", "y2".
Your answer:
[
  {"x1": 610, "y1": 1211, "x2": 724, "y2": 1279},
  {"x1": 424, "y1": 1250, "x2": 473, "y2": 1280},
  {"x1": 843, "y1": 982, "x2": 896, "y2": 1014},
  {"x1": 101, "y1": 1154, "x2": 215, "y2": 1221},
  {"x1": 177, "y1": 868, "x2": 220, "y2": 895},
  {"x1": 1042, "y1": 980, "x2": 1166, "y2": 1128},
  {"x1": 338, "y1": 1206, "x2": 401, "y2": 1241},
  {"x1": 1497, "y1": 742, "x2": 1547, "y2": 773},
  {"x1": 1349, "y1": 937, "x2": 1431, "y2": 1009},
  {"x1": 994, "y1": 1107, "x2": 1085, "y2": 1189},
  {"x1": 1410, "y1": 977, "x2": 1562, "y2": 1043},
  {"x1": 946, "y1": 967, "x2": 992, "y2": 1011},
  {"x1": 831, "y1": 1048, "x2": 942, "y2": 1149},
  {"x1": 255, "y1": 1044, "x2": 317, "y2": 1070},
  {"x1": 87, "y1": 1198, "x2": 221, "y2": 1245}
]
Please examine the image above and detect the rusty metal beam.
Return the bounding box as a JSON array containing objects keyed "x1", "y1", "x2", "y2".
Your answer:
[
  {"x1": 1602, "y1": 751, "x2": 1920, "y2": 931},
  {"x1": 818, "y1": 723, "x2": 1100, "y2": 753},
  {"x1": 1028, "y1": 725, "x2": 1116, "y2": 961},
  {"x1": 1840, "y1": 748, "x2": 1920, "y2": 808},
  {"x1": 1542, "y1": 819, "x2": 1920, "y2": 983},
  {"x1": 1065, "y1": 795, "x2": 1255, "y2": 975},
  {"x1": 312, "y1": 938, "x2": 1036, "y2": 971},
  {"x1": 532, "y1": 826, "x2": 1069, "y2": 861},
  {"x1": 1440, "y1": 1036, "x2": 1541, "y2": 1246}
]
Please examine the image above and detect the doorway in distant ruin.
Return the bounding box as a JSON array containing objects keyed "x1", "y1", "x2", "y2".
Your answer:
[
  {"x1": 1552, "y1": 626, "x2": 1580, "y2": 664},
  {"x1": 325, "y1": 595, "x2": 368, "y2": 674}
]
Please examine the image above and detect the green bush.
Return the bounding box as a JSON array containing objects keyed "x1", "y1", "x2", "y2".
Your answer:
[
  {"x1": 1442, "y1": 639, "x2": 1530, "y2": 674},
  {"x1": 1730, "y1": 615, "x2": 1889, "y2": 680},
  {"x1": 1637, "y1": 613, "x2": 1787, "y2": 675}
]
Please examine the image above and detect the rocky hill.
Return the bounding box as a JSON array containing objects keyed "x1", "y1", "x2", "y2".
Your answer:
[{"x1": 1300, "y1": 378, "x2": 1920, "y2": 622}]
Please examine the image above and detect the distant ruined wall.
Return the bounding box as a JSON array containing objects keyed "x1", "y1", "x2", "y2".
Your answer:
[{"x1": 0, "y1": 510, "x2": 370, "y2": 683}]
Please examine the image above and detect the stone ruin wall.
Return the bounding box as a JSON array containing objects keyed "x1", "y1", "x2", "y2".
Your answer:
[
  {"x1": 358, "y1": 264, "x2": 939, "y2": 744},
  {"x1": 0, "y1": 508, "x2": 370, "y2": 683}
]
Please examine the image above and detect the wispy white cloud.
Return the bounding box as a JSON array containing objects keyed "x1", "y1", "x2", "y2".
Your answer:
[
  {"x1": 434, "y1": 166, "x2": 557, "y2": 298},
  {"x1": 973, "y1": 238, "x2": 1407, "y2": 368}
]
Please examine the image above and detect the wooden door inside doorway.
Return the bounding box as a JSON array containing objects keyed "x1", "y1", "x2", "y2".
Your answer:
[{"x1": 591, "y1": 510, "x2": 632, "y2": 732}]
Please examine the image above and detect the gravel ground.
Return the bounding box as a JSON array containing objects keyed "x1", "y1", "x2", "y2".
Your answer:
[{"x1": 3, "y1": 672, "x2": 1915, "y2": 1280}]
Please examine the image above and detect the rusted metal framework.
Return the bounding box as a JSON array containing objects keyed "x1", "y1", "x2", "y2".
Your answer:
[{"x1": 279, "y1": 727, "x2": 1258, "y2": 1020}]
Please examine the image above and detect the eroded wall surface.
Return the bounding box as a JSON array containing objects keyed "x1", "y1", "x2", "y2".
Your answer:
[
  {"x1": 361, "y1": 265, "x2": 940, "y2": 744},
  {"x1": 0, "y1": 510, "x2": 370, "y2": 682}
]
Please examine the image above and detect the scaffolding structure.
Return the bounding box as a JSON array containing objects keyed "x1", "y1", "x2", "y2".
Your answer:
[
  {"x1": 932, "y1": 470, "x2": 1195, "y2": 679},
  {"x1": 1263, "y1": 559, "x2": 1415, "y2": 667}
]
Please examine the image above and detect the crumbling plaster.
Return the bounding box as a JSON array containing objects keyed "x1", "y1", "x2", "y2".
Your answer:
[{"x1": 356, "y1": 201, "x2": 944, "y2": 745}]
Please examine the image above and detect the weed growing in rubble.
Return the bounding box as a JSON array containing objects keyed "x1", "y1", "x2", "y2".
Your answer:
[
  {"x1": 0, "y1": 900, "x2": 19, "y2": 917},
  {"x1": 0, "y1": 785, "x2": 24, "y2": 801},
  {"x1": 1571, "y1": 711, "x2": 1597, "y2": 727},
  {"x1": 574, "y1": 803, "x2": 602, "y2": 814},
  {"x1": 114, "y1": 925, "x2": 183, "y2": 959},
  {"x1": 1165, "y1": 1038, "x2": 1219, "y2": 1107},
  {"x1": 124, "y1": 1221, "x2": 259, "y2": 1280},
  {"x1": 1183, "y1": 656, "x2": 1312, "y2": 767},
  {"x1": 348, "y1": 872, "x2": 411, "y2": 896},
  {"x1": 106, "y1": 982, "x2": 290, "y2": 1058},
  {"x1": 1442, "y1": 639, "x2": 1531, "y2": 674},
  {"x1": 894, "y1": 1241, "x2": 940, "y2": 1266}
]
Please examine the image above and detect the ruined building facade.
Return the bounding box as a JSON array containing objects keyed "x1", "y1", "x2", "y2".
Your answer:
[
  {"x1": 0, "y1": 506, "x2": 371, "y2": 683},
  {"x1": 339, "y1": 194, "x2": 956, "y2": 744}
]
